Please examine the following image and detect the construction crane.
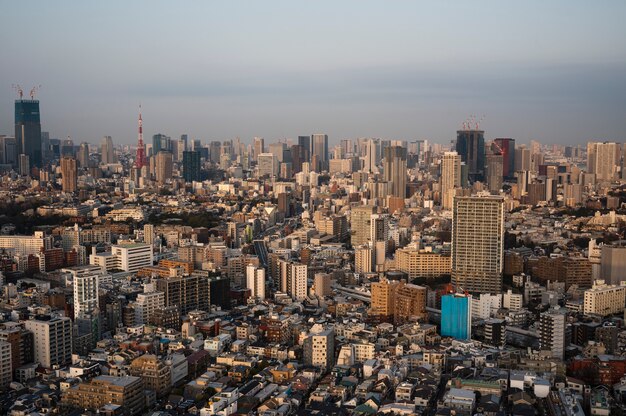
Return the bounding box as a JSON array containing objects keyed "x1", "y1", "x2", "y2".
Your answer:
[
  {"x1": 12, "y1": 84, "x2": 23, "y2": 99},
  {"x1": 29, "y1": 85, "x2": 41, "y2": 99}
]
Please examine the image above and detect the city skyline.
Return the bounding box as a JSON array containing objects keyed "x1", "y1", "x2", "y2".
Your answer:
[{"x1": 1, "y1": 1, "x2": 625, "y2": 145}]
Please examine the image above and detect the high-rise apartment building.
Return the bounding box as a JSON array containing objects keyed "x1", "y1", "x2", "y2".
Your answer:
[
  {"x1": 134, "y1": 290, "x2": 165, "y2": 325},
  {"x1": 452, "y1": 196, "x2": 504, "y2": 293},
  {"x1": 539, "y1": 308, "x2": 567, "y2": 360},
  {"x1": 156, "y1": 273, "x2": 209, "y2": 315},
  {"x1": 15, "y1": 98, "x2": 42, "y2": 167},
  {"x1": 441, "y1": 151, "x2": 462, "y2": 209},
  {"x1": 156, "y1": 150, "x2": 173, "y2": 184},
  {"x1": 130, "y1": 354, "x2": 171, "y2": 396},
  {"x1": 73, "y1": 270, "x2": 100, "y2": 319},
  {"x1": 456, "y1": 129, "x2": 484, "y2": 182},
  {"x1": 441, "y1": 294, "x2": 472, "y2": 340},
  {"x1": 587, "y1": 141, "x2": 620, "y2": 181},
  {"x1": 60, "y1": 157, "x2": 77, "y2": 193},
  {"x1": 0, "y1": 323, "x2": 34, "y2": 373},
  {"x1": 354, "y1": 245, "x2": 373, "y2": 274},
  {"x1": 279, "y1": 260, "x2": 308, "y2": 301},
  {"x1": 383, "y1": 145, "x2": 407, "y2": 198},
  {"x1": 144, "y1": 224, "x2": 155, "y2": 245},
  {"x1": 246, "y1": 264, "x2": 266, "y2": 300},
  {"x1": 394, "y1": 283, "x2": 427, "y2": 324},
  {"x1": 350, "y1": 205, "x2": 376, "y2": 247},
  {"x1": 24, "y1": 315, "x2": 72, "y2": 368}
]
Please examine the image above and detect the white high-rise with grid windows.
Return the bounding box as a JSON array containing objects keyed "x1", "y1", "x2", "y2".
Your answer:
[{"x1": 452, "y1": 196, "x2": 504, "y2": 293}]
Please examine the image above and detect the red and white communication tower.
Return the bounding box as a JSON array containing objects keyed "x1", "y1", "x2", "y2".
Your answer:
[{"x1": 135, "y1": 105, "x2": 147, "y2": 169}]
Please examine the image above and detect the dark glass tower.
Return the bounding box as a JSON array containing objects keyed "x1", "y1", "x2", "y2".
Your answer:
[
  {"x1": 182, "y1": 150, "x2": 201, "y2": 182},
  {"x1": 15, "y1": 99, "x2": 42, "y2": 168},
  {"x1": 456, "y1": 129, "x2": 485, "y2": 182},
  {"x1": 494, "y1": 138, "x2": 516, "y2": 178}
]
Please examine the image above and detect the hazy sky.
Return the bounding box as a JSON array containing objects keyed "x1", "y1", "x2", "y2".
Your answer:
[{"x1": 2, "y1": 1, "x2": 625, "y2": 146}]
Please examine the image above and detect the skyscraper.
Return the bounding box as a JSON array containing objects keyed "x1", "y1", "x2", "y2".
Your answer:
[
  {"x1": 77, "y1": 142, "x2": 90, "y2": 168},
  {"x1": 350, "y1": 205, "x2": 376, "y2": 246},
  {"x1": 452, "y1": 196, "x2": 504, "y2": 293},
  {"x1": 587, "y1": 141, "x2": 620, "y2": 182},
  {"x1": 15, "y1": 98, "x2": 42, "y2": 168},
  {"x1": 152, "y1": 134, "x2": 171, "y2": 155},
  {"x1": 383, "y1": 145, "x2": 407, "y2": 198},
  {"x1": 441, "y1": 294, "x2": 472, "y2": 340},
  {"x1": 311, "y1": 133, "x2": 328, "y2": 171},
  {"x1": 298, "y1": 135, "x2": 311, "y2": 161},
  {"x1": 182, "y1": 150, "x2": 201, "y2": 183},
  {"x1": 60, "y1": 157, "x2": 77, "y2": 193},
  {"x1": 363, "y1": 139, "x2": 379, "y2": 173},
  {"x1": 494, "y1": 138, "x2": 515, "y2": 178},
  {"x1": 100, "y1": 136, "x2": 116, "y2": 165},
  {"x1": 456, "y1": 129, "x2": 485, "y2": 182},
  {"x1": 485, "y1": 152, "x2": 503, "y2": 193},
  {"x1": 254, "y1": 137, "x2": 265, "y2": 161},
  {"x1": 441, "y1": 151, "x2": 461, "y2": 210},
  {"x1": 155, "y1": 151, "x2": 173, "y2": 184}
]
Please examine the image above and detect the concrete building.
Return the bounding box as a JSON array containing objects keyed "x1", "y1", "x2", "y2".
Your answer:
[
  {"x1": 258, "y1": 153, "x2": 278, "y2": 178},
  {"x1": 451, "y1": 196, "x2": 504, "y2": 293},
  {"x1": 60, "y1": 156, "x2": 77, "y2": 193},
  {"x1": 395, "y1": 248, "x2": 451, "y2": 279},
  {"x1": 134, "y1": 290, "x2": 165, "y2": 325},
  {"x1": 583, "y1": 280, "x2": 626, "y2": 317},
  {"x1": 155, "y1": 150, "x2": 173, "y2": 184},
  {"x1": 62, "y1": 375, "x2": 144, "y2": 415},
  {"x1": 24, "y1": 316, "x2": 72, "y2": 368},
  {"x1": 383, "y1": 145, "x2": 407, "y2": 198},
  {"x1": 600, "y1": 245, "x2": 626, "y2": 285},
  {"x1": 441, "y1": 151, "x2": 462, "y2": 209},
  {"x1": 539, "y1": 308, "x2": 567, "y2": 360},
  {"x1": 111, "y1": 243, "x2": 153, "y2": 273},
  {"x1": 314, "y1": 273, "x2": 331, "y2": 297},
  {"x1": 303, "y1": 327, "x2": 334, "y2": 371},
  {"x1": 130, "y1": 354, "x2": 171, "y2": 396},
  {"x1": 354, "y1": 245, "x2": 373, "y2": 274},
  {"x1": 0, "y1": 341, "x2": 11, "y2": 388},
  {"x1": 246, "y1": 264, "x2": 266, "y2": 300},
  {"x1": 350, "y1": 205, "x2": 376, "y2": 247}
]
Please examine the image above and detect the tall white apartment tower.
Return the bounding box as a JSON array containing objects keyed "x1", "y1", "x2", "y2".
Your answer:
[
  {"x1": 246, "y1": 264, "x2": 266, "y2": 300},
  {"x1": 74, "y1": 273, "x2": 100, "y2": 319}
]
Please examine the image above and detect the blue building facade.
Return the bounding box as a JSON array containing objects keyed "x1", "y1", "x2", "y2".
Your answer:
[{"x1": 441, "y1": 294, "x2": 472, "y2": 340}]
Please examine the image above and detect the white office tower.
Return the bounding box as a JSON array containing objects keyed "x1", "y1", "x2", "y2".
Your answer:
[
  {"x1": 452, "y1": 196, "x2": 504, "y2": 293},
  {"x1": 246, "y1": 264, "x2": 266, "y2": 300}
]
